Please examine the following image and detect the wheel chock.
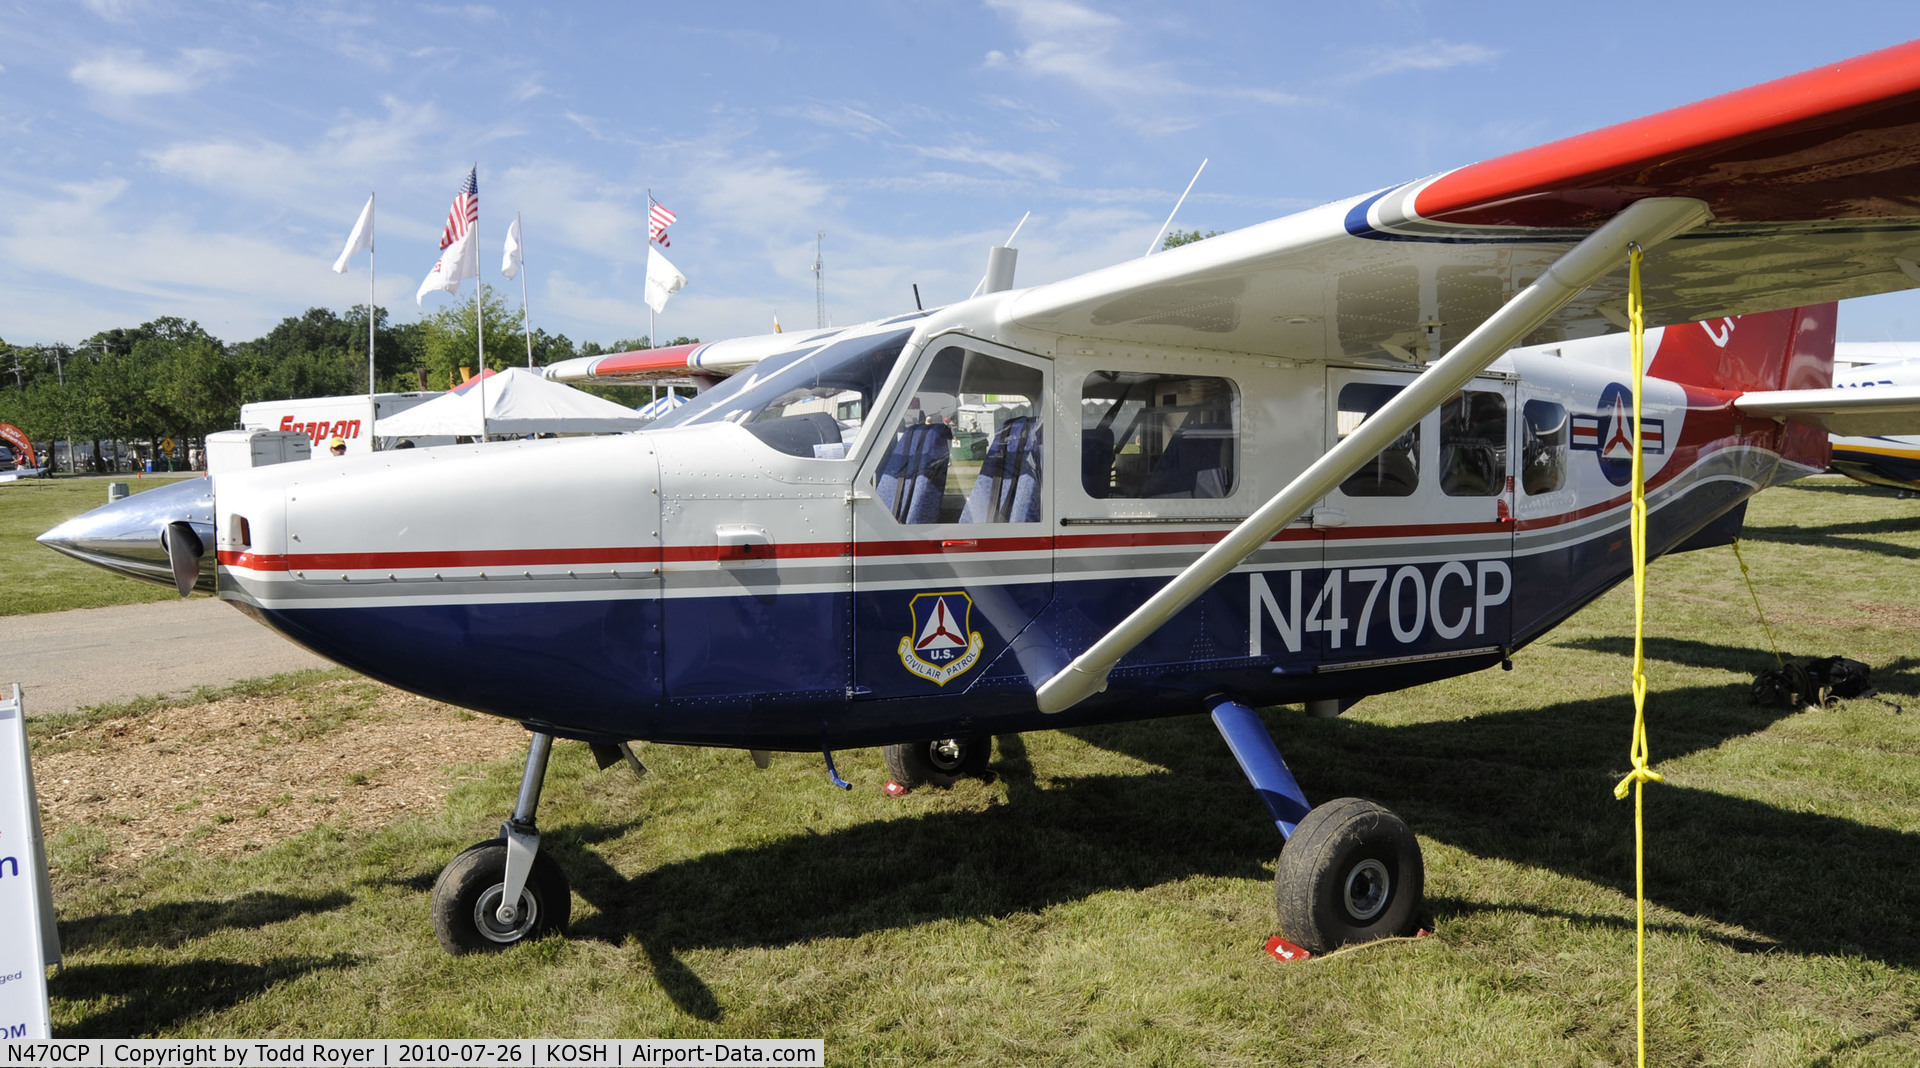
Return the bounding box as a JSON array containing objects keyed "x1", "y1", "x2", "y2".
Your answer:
[
  {"x1": 1264, "y1": 935, "x2": 1313, "y2": 962},
  {"x1": 883, "y1": 780, "x2": 909, "y2": 797}
]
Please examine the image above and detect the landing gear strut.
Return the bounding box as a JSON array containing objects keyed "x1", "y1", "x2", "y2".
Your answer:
[
  {"x1": 431, "y1": 732, "x2": 572, "y2": 954},
  {"x1": 1209, "y1": 697, "x2": 1425, "y2": 955}
]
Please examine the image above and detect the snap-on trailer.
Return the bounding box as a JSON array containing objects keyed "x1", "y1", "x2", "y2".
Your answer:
[{"x1": 239, "y1": 393, "x2": 453, "y2": 455}]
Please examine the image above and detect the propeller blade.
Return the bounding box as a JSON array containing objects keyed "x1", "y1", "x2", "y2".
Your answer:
[{"x1": 162, "y1": 520, "x2": 204, "y2": 598}]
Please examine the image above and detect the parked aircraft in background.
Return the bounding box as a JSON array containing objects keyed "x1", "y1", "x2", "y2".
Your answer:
[
  {"x1": 39, "y1": 41, "x2": 1920, "y2": 957},
  {"x1": 1808, "y1": 344, "x2": 1920, "y2": 490}
]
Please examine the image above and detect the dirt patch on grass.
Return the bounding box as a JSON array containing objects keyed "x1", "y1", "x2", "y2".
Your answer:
[
  {"x1": 1853, "y1": 602, "x2": 1920, "y2": 630},
  {"x1": 34, "y1": 677, "x2": 526, "y2": 869}
]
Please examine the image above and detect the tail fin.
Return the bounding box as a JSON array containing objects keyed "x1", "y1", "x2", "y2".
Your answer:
[
  {"x1": 1649, "y1": 303, "x2": 1837, "y2": 472},
  {"x1": 1647, "y1": 302, "x2": 1836, "y2": 392}
]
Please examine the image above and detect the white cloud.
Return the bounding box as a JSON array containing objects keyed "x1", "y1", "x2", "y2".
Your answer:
[
  {"x1": 80, "y1": 0, "x2": 147, "y2": 22},
  {"x1": 688, "y1": 158, "x2": 833, "y2": 240},
  {"x1": 0, "y1": 178, "x2": 385, "y2": 342},
  {"x1": 146, "y1": 98, "x2": 446, "y2": 218},
  {"x1": 1359, "y1": 40, "x2": 1500, "y2": 80},
  {"x1": 787, "y1": 103, "x2": 896, "y2": 137},
  {"x1": 493, "y1": 161, "x2": 651, "y2": 264},
  {"x1": 69, "y1": 47, "x2": 235, "y2": 97},
  {"x1": 980, "y1": 94, "x2": 1061, "y2": 132},
  {"x1": 981, "y1": 0, "x2": 1300, "y2": 132},
  {"x1": 915, "y1": 142, "x2": 1064, "y2": 182}
]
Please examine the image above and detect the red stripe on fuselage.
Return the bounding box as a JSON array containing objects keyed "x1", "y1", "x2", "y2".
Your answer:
[{"x1": 215, "y1": 399, "x2": 1780, "y2": 576}]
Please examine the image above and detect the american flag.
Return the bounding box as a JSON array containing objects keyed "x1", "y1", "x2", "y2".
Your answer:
[
  {"x1": 648, "y1": 196, "x2": 676, "y2": 247},
  {"x1": 440, "y1": 167, "x2": 479, "y2": 251}
]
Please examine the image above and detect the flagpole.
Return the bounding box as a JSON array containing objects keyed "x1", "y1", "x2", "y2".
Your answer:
[
  {"x1": 647, "y1": 189, "x2": 656, "y2": 349},
  {"x1": 517, "y1": 213, "x2": 534, "y2": 369},
  {"x1": 474, "y1": 164, "x2": 487, "y2": 442},
  {"x1": 367, "y1": 191, "x2": 377, "y2": 406}
]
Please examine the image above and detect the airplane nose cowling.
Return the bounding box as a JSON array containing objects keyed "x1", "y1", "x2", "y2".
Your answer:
[
  {"x1": 211, "y1": 437, "x2": 667, "y2": 733},
  {"x1": 37, "y1": 476, "x2": 217, "y2": 594}
]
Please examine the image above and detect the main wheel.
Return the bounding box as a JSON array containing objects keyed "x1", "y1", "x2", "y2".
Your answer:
[
  {"x1": 884, "y1": 736, "x2": 991, "y2": 788},
  {"x1": 430, "y1": 839, "x2": 572, "y2": 955},
  {"x1": 1275, "y1": 798, "x2": 1423, "y2": 955}
]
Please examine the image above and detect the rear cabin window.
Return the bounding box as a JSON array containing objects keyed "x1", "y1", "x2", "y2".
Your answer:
[
  {"x1": 875, "y1": 347, "x2": 1045, "y2": 524},
  {"x1": 1522, "y1": 400, "x2": 1569, "y2": 495},
  {"x1": 1080, "y1": 372, "x2": 1239, "y2": 500},
  {"x1": 1336, "y1": 383, "x2": 1418, "y2": 497},
  {"x1": 1439, "y1": 390, "x2": 1508, "y2": 497}
]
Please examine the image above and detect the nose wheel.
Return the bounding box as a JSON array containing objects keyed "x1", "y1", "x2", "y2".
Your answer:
[
  {"x1": 431, "y1": 838, "x2": 572, "y2": 953},
  {"x1": 884, "y1": 735, "x2": 991, "y2": 788},
  {"x1": 430, "y1": 731, "x2": 573, "y2": 954}
]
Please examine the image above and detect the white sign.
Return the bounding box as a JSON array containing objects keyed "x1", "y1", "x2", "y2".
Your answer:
[{"x1": 0, "y1": 684, "x2": 57, "y2": 1041}]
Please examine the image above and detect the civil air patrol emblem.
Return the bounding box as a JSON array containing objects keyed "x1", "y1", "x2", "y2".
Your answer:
[
  {"x1": 897, "y1": 591, "x2": 984, "y2": 686},
  {"x1": 1570, "y1": 382, "x2": 1665, "y2": 486}
]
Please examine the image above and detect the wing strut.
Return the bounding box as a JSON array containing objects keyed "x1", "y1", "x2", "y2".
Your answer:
[{"x1": 1034, "y1": 196, "x2": 1714, "y2": 715}]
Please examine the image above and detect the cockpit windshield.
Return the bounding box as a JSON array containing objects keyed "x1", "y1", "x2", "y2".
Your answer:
[{"x1": 651, "y1": 327, "x2": 915, "y2": 459}]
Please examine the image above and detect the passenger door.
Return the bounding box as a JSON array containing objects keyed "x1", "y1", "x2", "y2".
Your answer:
[
  {"x1": 847, "y1": 339, "x2": 1054, "y2": 717},
  {"x1": 1319, "y1": 369, "x2": 1515, "y2": 667}
]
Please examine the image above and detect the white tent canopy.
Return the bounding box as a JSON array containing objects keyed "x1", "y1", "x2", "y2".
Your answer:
[
  {"x1": 374, "y1": 367, "x2": 647, "y2": 438},
  {"x1": 636, "y1": 391, "x2": 690, "y2": 420}
]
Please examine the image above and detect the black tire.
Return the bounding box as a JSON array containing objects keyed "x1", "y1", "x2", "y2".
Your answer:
[
  {"x1": 1275, "y1": 797, "x2": 1424, "y2": 955},
  {"x1": 430, "y1": 839, "x2": 572, "y2": 955},
  {"x1": 883, "y1": 735, "x2": 991, "y2": 788}
]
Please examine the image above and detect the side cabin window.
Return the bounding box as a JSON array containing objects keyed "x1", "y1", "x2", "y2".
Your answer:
[
  {"x1": 1081, "y1": 372, "x2": 1239, "y2": 499},
  {"x1": 875, "y1": 347, "x2": 1044, "y2": 524},
  {"x1": 1438, "y1": 390, "x2": 1508, "y2": 497},
  {"x1": 1522, "y1": 400, "x2": 1569, "y2": 495},
  {"x1": 1336, "y1": 383, "x2": 1418, "y2": 497}
]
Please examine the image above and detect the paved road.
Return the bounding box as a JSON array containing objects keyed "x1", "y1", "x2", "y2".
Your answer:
[{"x1": 3, "y1": 597, "x2": 334, "y2": 717}]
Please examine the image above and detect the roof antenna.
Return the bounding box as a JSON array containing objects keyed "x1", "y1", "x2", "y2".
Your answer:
[
  {"x1": 970, "y1": 210, "x2": 1031, "y2": 299},
  {"x1": 1145, "y1": 158, "x2": 1209, "y2": 257},
  {"x1": 912, "y1": 283, "x2": 923, "y2": 311}
]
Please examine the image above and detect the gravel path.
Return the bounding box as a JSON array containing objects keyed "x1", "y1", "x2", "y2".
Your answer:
[{"x1": 2, "y1": 596, "x2": 334, "y2": 716}]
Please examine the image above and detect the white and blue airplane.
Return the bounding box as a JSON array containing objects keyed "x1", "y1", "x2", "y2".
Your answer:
[{"x1": 41, "y1": 40, "x2": 1920, "y2": 956}]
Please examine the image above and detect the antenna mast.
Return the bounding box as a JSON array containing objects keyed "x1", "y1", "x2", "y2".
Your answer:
[{"x1": 812, "y1": 232, "x2": 826, "y2": 328}]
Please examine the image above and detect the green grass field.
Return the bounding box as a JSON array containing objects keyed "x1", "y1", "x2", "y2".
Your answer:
[
  {"x1": 26, "y1": 476, "x2": 1920, "y2": 1063},
  {"x1": 0, "y1": 474, "x2": 204, "y2": 616}
]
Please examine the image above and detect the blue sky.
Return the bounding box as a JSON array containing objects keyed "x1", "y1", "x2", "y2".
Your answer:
[{"x1": 2, "y1": 1, "x2": 1918, "y2": 349}]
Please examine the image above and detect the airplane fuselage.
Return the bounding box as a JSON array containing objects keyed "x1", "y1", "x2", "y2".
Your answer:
[{"x1": 198, "y1": 310, "x2": 1826, "y2": 750}]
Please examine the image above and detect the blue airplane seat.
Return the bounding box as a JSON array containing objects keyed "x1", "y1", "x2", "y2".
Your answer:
[
  {"x1": 1081, "y1": 426, "x2": 1115, "y2": 499},
  {"x1": 1144, "y1": 410, "x2": 1232, "y2": 499},
  {"x1": 961, "y1": 417, "x2": 1042, "y2": 523},
  {"x1": 876, "y1": 422, "x2": 952, "y2": 524}
]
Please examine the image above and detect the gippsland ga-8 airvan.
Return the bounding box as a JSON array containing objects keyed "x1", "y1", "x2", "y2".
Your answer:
[{"x1": 40, "y1": 40, "x2": 1920, "y2": 958}]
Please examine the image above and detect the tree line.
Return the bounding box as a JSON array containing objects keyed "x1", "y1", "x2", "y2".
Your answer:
[{"x1": 0, "y1": 292, "x2": 691, "y2": 470}]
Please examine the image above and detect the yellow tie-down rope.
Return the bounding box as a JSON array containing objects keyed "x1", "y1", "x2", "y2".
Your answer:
[
  {"x1": 1612, "y1": 244, "x2": 1665, "y2": 1068},
  {"x1": 1730, "y1": 537, "x2": 1786, "y2": 669}
]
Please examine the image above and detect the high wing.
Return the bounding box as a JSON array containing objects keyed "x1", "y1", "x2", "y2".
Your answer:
[
  {"x1": 540, "y1": 334, "x2": 823, "y2": 385},
  {"x1": 1024, "y1": 39, "x2": 1920, "y2": 713},
  {"x1": 1002, "y1": 39, "x2": 1920, "y2": 364},
  {"x1": 542, "y1": 314, "x2": 934, "y2": 386}
]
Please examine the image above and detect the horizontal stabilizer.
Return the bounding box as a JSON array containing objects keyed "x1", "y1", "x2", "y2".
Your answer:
[{"x1": 1735, "y1": 385, "x2": 1920, "y2": 435}]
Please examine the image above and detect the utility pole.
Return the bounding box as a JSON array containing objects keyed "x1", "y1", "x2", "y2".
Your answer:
[{"x1": 812, "y1": 232, "x2": 827, "y2": 329}]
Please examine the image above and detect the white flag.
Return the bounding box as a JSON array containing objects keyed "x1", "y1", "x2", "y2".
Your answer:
[
  {"x1": 501, "y1": 214, "x2": 524, "y2": 280},
  {"x1": 644, "y1": 245, "x2": 687, "y2": 314},
  {"x1": 416, "y1": 226, "x2": 479, "y2": 305},
  {"x1": 330, "y1": 194, "x2": 374, "y2": 273}
]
